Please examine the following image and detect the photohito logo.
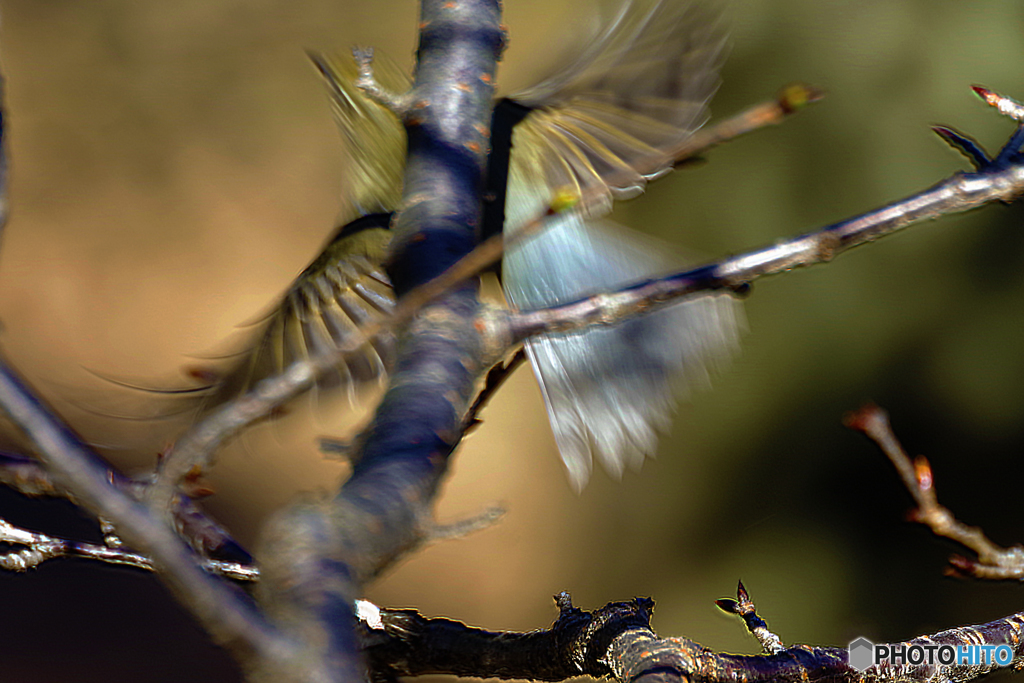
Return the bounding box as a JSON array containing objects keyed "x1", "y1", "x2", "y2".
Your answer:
[{"x1": 848, "y1": 638, "x2": 1013, "y2": 672}]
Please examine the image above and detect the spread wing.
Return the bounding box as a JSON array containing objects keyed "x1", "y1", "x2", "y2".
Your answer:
[
  {"x1": 92, "y1": 55, "x2": 409, "y2": 422},
  {"x1": 192, "y1": 53, "x2": 411, "y2": 411},
  {"x1": 209, "y1": 224, "x2": 397, "y2": 408},
  {"x1": 502, "y1": 0, "x2": 737, "y2": 489},
  {"x1": 187, "y1": 52, "x2": 410, "y2": 415},
  {"x1": 192, "y1": 52, "x2": 412, "y2": 409},
  {"x1": 506, "y1": 0, "x2": 727, "y2": 217}
]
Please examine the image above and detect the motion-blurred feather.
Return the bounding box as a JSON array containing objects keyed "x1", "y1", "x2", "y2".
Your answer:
[
  {"x1": 500, "y1": 0, "x2": 736, "y2": 488},
  {"x1": 503, "y1": 217, "x2": 739, "y2": 491},
  {"x1": 108, "y1": 0, "x2": 738, "y2": 486},
  {"x1": 305, "y1": 0, "x2": 736, "y2": 484},
  {"x1": 310, "y1": 51, "x2": 407, "y2": 220},
  {"x1": 186, "y1": 47, "x2": 409, "y2": 416},
  {"x1": 198, "y1": 53, "x2": 410, "y2": 414}
]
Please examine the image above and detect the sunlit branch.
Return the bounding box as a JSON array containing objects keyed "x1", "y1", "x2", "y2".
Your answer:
[
  {"x1": 508, "y1": 149, "x2": 1024, "y2": 344},
  {"x1": 0, "y1": 516, "x2": 258, "y2": 580}
]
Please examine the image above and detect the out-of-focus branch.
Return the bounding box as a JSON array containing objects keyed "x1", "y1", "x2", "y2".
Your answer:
[
  {"x1": 359, "y1": 591, "x2": 1024, "y2": 683},
  {"x1": 845, "y1": 404, "x2": 1024, "y2": 580},
  {"x1": 0, "y1": 359, "x2": 291, "y2": 668},
  {"x1": 671, "y1": 83, "x2": 823, "y2": 164},
  {"x1": 0, "y1": 451, "x2": 249, "y2": 559}
]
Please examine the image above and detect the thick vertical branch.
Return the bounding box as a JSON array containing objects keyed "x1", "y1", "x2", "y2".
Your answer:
[
  {"x1": 254, "y1": 2, "x2": 504, "y2": 681},
  {"x1": 386, "y1": 0, "x2": 502, "y2": 295}
]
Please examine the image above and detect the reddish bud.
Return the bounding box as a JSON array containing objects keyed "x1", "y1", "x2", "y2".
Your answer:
[{"x1": 914, "y1": 456, "x2": 933, "y2": 491}]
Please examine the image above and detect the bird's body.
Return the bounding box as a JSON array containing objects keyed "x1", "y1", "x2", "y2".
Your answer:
[{"x1": 154, "y1": 0, "x2": 740, "y2": 489}]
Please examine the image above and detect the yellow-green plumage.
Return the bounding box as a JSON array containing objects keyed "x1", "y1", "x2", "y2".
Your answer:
[
  {"x1": 311, "y1": 51, "x2": 406, "y2": 221},
  {"x1": 151, "y1": 0, "x2": 740, "y2": 490},
  {"x1": 219, "y1": 227, "x2": 395, "y2": 406}
]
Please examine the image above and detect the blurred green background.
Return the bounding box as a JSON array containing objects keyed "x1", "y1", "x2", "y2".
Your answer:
[{"x1": 1, "y1": 1, "x2": 1024, "y2": 681}]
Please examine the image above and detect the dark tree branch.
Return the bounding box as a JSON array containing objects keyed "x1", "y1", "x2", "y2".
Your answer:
[
  {"x1": 250, "y1": 2, "x2": 507, "y2": 680},
  {"x1": 0, "y1": 359, "x2": 290, "y2": 668},
  {"x1": 359, "y1": 591, "x2": 1024, "y2": 683}
]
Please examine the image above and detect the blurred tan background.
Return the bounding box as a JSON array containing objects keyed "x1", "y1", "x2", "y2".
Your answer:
[{"x1": 2, "y1": 1, "x2": 1024, "y2": 681}]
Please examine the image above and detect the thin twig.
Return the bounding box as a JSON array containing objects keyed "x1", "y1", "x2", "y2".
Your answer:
[
  {"x1": 428, "y1": 505, "x2": 506, "y2": 542},
  {"x1": 671, "y1": 83, "x2": 824, "y2": 163},
  {"x1": 715, "y1": 580, "x2": 785, "y2": 654},
  {"x1": 844, "y1": 404, "x2": 1024, "y2": 580},
  {"x1": 353, "y1": 47, "x2": 412, "y2": 115},
  {"x1": 0, "y1": 516, "x2": 258, "y2": 580},
  {"x1": 510, "y1": 140, "x2": 1024, "y2": 343}
]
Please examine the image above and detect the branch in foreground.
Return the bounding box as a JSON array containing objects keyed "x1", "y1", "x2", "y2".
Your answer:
[
  {"x1": 845, "y1": 404, "x2": 1024, "y2": 580},
  {"x1": 359, "y1": 591, "x2": 1024, "y2": 683},
  {"x1": 251, "y1": 2, "x2": 506, "y2": 680},
  {"x1": 0, "y1": 451, "x2": 249, "y2": 559},
  {"x1": 0, "y1": 358, "x2": 290, "y2": 668}
]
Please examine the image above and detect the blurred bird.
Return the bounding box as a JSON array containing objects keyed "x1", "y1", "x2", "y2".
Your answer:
[{"x1": 135, "y1": 0, "x2": 741, "y2": 490}]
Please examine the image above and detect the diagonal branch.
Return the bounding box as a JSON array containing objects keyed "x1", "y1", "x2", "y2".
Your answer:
[
  {"x1": 845, "y1": 403, "x2": 1024, "y2": 580},
  {"x1": 0, "y1": 358, "x2": 291, "y2": 666},
  {"x1": 508, "y1": 140, "x2": 1024, "y2": 343}
]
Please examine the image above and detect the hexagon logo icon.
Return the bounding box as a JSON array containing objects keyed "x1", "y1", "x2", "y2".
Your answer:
[{"x1": 849, "y1": 637, "x2": 874, "y2": 672}]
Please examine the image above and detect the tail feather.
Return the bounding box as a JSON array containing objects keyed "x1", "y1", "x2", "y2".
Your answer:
[{"x1": 504, "y1": 217, "x2": 740, "y2": 490}]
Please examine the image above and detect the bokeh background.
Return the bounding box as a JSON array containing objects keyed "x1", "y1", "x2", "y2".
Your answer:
[{"x1": 1, "y1": 1, "x2": 1024, "y2": 681}]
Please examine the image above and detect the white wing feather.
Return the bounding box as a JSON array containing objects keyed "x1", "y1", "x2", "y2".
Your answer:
[
  {"x1": 503, "y1": 214, "x2": 740, "y2": 490},
  {"x1": 503, "y1": 0, "x2": 736, "y2": 489}
]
